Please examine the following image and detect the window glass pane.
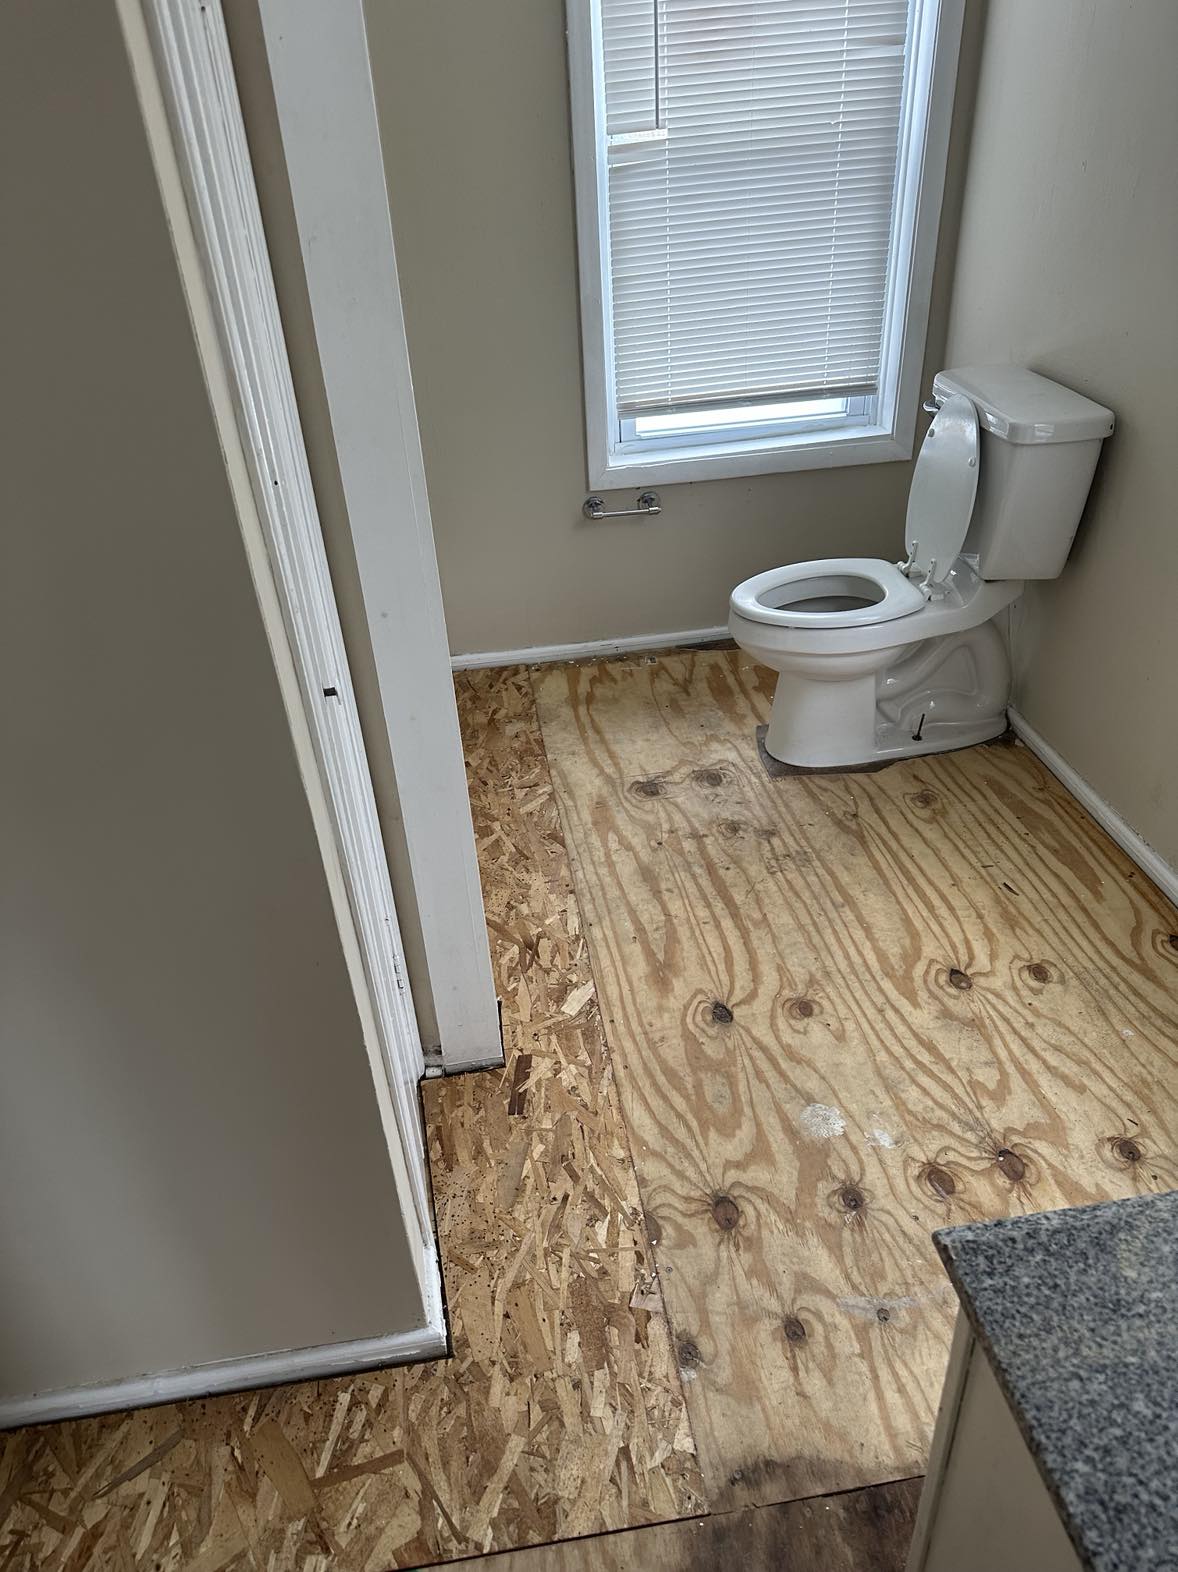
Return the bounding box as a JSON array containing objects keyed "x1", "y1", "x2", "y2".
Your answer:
[
  {"x1": 600, "y1": 0, "x2": 913, "y2": 420},
  {"x1": 633, "y1": 397, "x2": 850, "y2": 438}
]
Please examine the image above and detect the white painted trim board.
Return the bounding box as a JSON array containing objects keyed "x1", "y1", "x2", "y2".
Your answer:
[
  {"x1": 256, "y1": 0, "x2": 501, "y2": 1074},
  {"x1": 451, "y1": 624, "x2": 730, "y2": 671},
  {"x1": 137, "y1": 0, "x2": 436, "y2": 1243},
  {"x1": 0, "y1": 1248, "x2": 447, "y2": 1431},
  {"x1": 127, "y1": 0, "x2": 444, "y2": 1351},
  {"x1": 1009, "y1": 708, "x2": 1178, "y2": 908}
]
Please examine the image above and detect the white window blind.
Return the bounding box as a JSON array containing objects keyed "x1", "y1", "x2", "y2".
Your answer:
[{"x1": 600, "y1": 0, "x2": 913, "y2": 420}]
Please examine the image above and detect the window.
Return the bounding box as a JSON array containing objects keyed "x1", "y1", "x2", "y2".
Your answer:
[{"x1": 567, "y1": 0, "x2": 964, "y2": 486}]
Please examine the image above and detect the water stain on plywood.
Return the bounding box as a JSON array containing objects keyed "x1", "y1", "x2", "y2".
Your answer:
[{"x1": 468, "y1": 1476, "x2": 922, "y2": 1571}]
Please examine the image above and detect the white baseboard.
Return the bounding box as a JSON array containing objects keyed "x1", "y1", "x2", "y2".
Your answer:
[
  {"x1": 451, "y1": 624, "x2": 730, "y2": 671},
  {"x1": 0, "y1": 1250, "x2": 448, "y2": 1431},
  {"x1": 1009, "y1": 707, "x2": 1178, "y2": 907}
]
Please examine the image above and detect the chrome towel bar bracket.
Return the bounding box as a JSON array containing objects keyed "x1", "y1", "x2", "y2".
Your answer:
[{"x1": 582, "y1": 490, "x2": 661, "y2": 520}]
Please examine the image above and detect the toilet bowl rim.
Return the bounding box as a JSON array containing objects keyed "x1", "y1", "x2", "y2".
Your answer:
[
  {"x1": 729, "y1": 569, "x2": 1023, "y2": 658},
  {"x1": 730, "y1": 556, "x2": 926, "y2": 630}
]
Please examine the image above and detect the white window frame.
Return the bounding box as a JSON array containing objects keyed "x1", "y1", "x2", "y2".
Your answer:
[{"x1": 566, "y1": 0, "x2": 966, "y2": 489}]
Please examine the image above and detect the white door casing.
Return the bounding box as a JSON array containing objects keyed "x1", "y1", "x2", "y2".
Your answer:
[
  {"x1": 135, "y1": 0, "x2": 436, "y2": 1241},
  {"x1": 0, "y1": 0, "x2": 453, "y2": 1427},
  {"x1": 256, "y1": 0, "x2": 502, "y2": 1076}
]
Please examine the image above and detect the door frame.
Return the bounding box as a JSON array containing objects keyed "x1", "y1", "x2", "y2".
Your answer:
[
  {"x1": 130, "y1": 0, "x2": 446, "y2": 1341},
  {"x1": 254, "y1": 0, "x2": 503, "y2": 1077}
]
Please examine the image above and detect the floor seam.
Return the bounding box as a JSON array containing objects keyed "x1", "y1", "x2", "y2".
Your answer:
[{"x1": 523, "y1": 661, "x2": 713, "y2": 1525}]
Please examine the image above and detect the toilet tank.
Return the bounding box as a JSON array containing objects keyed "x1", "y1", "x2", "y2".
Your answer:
[{"x1": 931, "y1": 366, "x2": 1115, "y2": 580}]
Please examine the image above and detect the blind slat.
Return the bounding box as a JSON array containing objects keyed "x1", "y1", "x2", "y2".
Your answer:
[{"x1": 600, "y1": 0, "x2": 912, "y2": 419}]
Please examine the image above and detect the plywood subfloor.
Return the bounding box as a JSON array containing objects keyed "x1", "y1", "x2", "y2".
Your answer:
[
  {"x1": 468, "y1": 1477, "x2": 921, "y2": 1571},
  {"x1": 0, "y1": 667, "x2": 701, "y2": 1570},
  {"x1": 532, "y1": 648, "x2": 1178, "y2": 1512}
]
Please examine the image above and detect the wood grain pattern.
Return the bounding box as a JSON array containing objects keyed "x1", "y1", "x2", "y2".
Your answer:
[
  {"x1": 0, "y1": 666, "x2": 702, "y2": 1571},
  {"x1": 466, "y1": 1478, "x2": 921, "y2": 1571},
  {"x1": 532, "y1": 648, "x2": 1178, "y2": 1511}
]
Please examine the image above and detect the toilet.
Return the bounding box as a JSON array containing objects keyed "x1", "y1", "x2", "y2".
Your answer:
[{"x1": 729, "y1": 366, "x2": 1115, "y2": 769}]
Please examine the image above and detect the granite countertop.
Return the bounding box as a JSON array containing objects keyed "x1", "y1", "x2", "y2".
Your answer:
[{"x1": 935, "y1": 1190, "x2": 1178, "y2": 1572}]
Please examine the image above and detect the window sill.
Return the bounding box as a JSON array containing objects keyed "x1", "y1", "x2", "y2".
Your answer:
[{"x1": 590, "y1": 425, "x2": 913, "y2": 490}]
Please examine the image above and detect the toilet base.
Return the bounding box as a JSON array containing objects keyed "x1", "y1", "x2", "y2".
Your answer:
[
  {"x1": 755, "y1": 722, "x2": 1013, "y2": 778},
  {"x1": 761, "y1": 621, "x2": 1012, "y2": 770},
  {"x1": 755, "y1": 725, "x2": 900, "y2": 777}
]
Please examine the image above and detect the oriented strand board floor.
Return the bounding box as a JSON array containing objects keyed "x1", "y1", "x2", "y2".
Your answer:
[
  {"x1": 533, "y1": 648, "x2": 1178, "y2": 1512},
  {"x1": 0, "y1": 668, "x2": 701, "y2": 1570}
]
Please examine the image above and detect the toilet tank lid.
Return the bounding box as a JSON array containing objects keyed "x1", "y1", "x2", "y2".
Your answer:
[{"x1": 933, "y1": 366, "x2": 1115, "y2": 444}]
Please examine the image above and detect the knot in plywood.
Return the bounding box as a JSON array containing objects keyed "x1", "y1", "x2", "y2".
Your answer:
[
  {"x1": 837, "y1": 1184, "x2": 867, "y2": 1217},
  {"x1": 921, "y1": 1163, "x2": 958, "y2": 1200},
  {"x1": 677, "y1": 1337, "x2": 705, "y2": 1370},
  {"x1": 710, "y1": 1194, "x2": 741, "y2": 1232},
  {"x1": 994, "y1": 1147, "x2": 1027, "y2": 1183},
  {"x1": 630, "y1": 776, "x2": 666, "y2": 799}
]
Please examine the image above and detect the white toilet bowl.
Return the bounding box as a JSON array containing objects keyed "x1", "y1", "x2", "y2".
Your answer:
[
  {"x1": 728, "y1": 366, "x2": 1115, "y2": 770},
  {"x1": 730, "y1": 555, "x2": 1021, "y2": 768}
]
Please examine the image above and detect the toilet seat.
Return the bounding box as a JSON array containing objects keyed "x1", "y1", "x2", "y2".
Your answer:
[
  {"x1": 730, "y1": 556, "x2": 928, "y2": 630},
  {"x1": 904, "y1": 393, "x2": 980, "y2": 585},
  {"x1": 729, "y1": 395, "x2": 983, "y2": 632}
]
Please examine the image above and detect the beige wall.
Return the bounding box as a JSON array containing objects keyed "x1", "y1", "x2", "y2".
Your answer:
[
  {"x1": 945, "y1": 0, "x2": 1178, "y2": 866},
  {"x1": 0, "y1": 0, "x2": 421, "y2": 1397},
  {"x1": 364, "y1": 0, "x2": 984, "y2": 658}
]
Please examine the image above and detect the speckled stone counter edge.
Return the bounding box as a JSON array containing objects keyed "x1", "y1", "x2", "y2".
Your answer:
[{"x1": 934, "y1": 1190, "x2": 1178, "y2": 1572}]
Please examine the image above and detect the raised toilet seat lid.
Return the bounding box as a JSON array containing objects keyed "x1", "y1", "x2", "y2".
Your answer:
[
  {"x1": 905, "y1": 392, "x2": 979, "y2": 585},
  {"x1": 730, "y1": 392, "x2": 982, "y2": 630}
]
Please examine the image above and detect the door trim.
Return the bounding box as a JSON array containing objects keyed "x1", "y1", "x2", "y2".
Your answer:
[
  {"x1": 0, "y1": 1295, "x2": 446, "y2": 1430},
  {"x1": 255, "y1": 0, "x2": 503, "y2": 1073},
  {"x1": 133, "y1": 0, "x2": 436, "y2": 1242}
]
